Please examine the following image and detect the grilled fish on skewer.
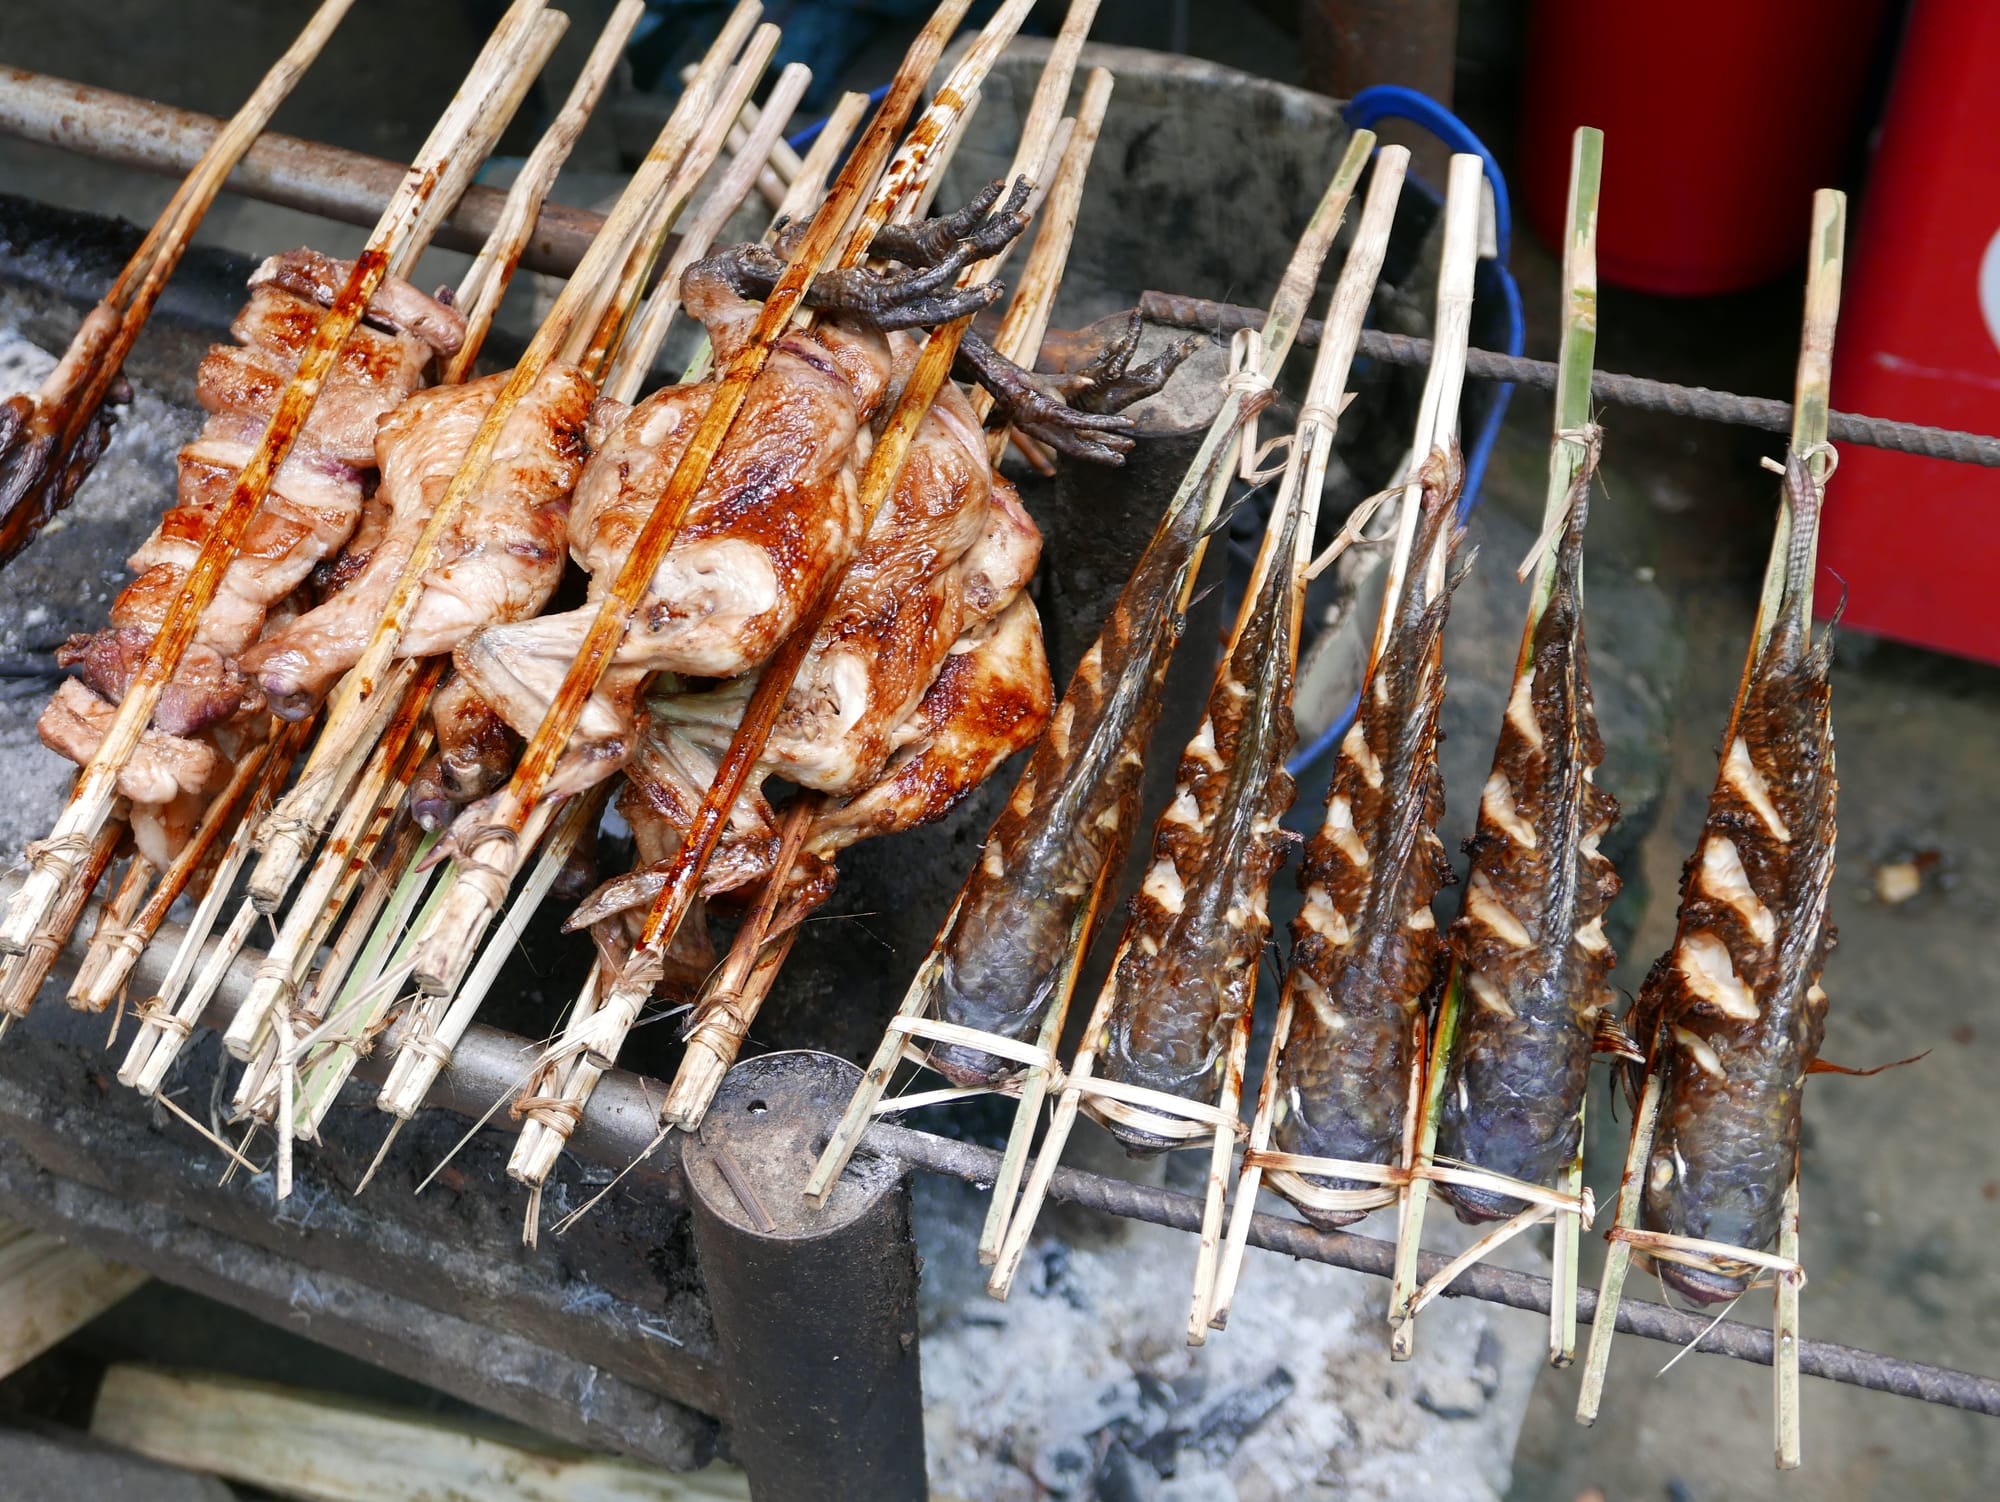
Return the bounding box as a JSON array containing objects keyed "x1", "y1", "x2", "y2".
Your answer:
[
  {"x1": 1272, "y1": 448, "x2": 1464, "y2": 1227},
  {"x1": 1634, "y1": 451, "x2": 1835, "y2": 1304},
  {"x1": 1092, "y1": 498, "x2": 1301, "y2": 1152},
  {"x1": 922, "y1": 428, "x2": 1243, "y2": 1088},
  {"x1": 239, "y1": 363, "x2": 594, "y2": 717},
  {"x1": 1434, "y1": 449, "x2": 1622, "y2": 1222}
]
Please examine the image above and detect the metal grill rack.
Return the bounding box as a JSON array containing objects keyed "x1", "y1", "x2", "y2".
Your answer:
[{"x1": 3, "y1": 61, "x2": 1998, "y2": 1499}]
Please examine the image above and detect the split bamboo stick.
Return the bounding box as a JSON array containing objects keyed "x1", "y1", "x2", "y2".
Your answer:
[
  {"x1": 67, "y1": 725, "x2": 291, "y2": 1013},
  {"x1": 599, "y1": 60, "x2": 815, "y2": 401},
  {"x1": 0, "y1": 813, "x2": 124, "y2": 1018},
  {"x1": 443, "y1": 0, "x2": 650, "y2": 385},
  {"x1": 569, "y1": 20, "x2": 783, "y2": 378},
  {"x1": 1390, "y1": 129, "x2": 1602, "y2": 1366},
  {"x1": 227, "y1": 664, "x2": 442, "y2": 1060}
]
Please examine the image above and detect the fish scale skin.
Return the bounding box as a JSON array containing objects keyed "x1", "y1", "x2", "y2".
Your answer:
[
  {"x1": 1635, "y1": 456, "x2": 1836, "y2": 1303},
  {"x1": 1095, "y1": 499, "x2": 1302, "y2": 1153},
  {"x1": 1435, "y1": 484, "x2": 1621, "y2": 1223},
  {"x1": 1271, "y1": 451, "x2": 1462, "y2": 1228}
]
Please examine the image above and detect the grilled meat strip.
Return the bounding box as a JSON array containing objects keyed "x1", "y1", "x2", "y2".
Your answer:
[
  {"x1": 239, "y1": 363, "x2": 594, "y2": 717},
  {"x1": 81, "y1": 250, "x2": 463, "y2": 665},
  {"x1": 1635, "y1": 453, "x2": 1835, "y2": 1303},
  {"x1": 1094, "y1": 501, "x2": 1302, "y2": 1153},
  {"x1": 38, "y1": 250, "x2": 461, "y2": 862},
  {"x1": 1435, "y1": 466, "x2": 1621, "y2": 1222},
  {"x1": 1271, "y1": 450, "x2": 1464, "y2": 1228}
]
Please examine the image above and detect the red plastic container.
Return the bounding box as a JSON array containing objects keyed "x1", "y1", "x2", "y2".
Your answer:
[
  {"x1": 1819, "y1": 0, "x2": 2000, "y2": 662},
  {"x1": 1519, "y1": 0, "x2": 1891, "y2": 294}
]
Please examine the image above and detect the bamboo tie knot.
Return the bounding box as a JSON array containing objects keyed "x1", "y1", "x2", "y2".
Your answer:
[
  {"x1": 134, "y1": 993, "x2": 194, "y2": 1039},
  {"x1": 399, "y1": 1032, "x2": 454, "y2": 1068},
  {"x1": 24, "y1": 831, "x2": 96, "y2": 872},
  {"x1": 455, "y1": 822, "x2": 523, "y2": 905},
  {"x1": 511, "y1": 1094, "x2": 584, "y2": 1134}
]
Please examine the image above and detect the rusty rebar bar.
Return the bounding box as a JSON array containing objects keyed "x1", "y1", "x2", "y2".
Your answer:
[{"x1": 1137, "y1": 289, "x2": 2000, "y2": 468}]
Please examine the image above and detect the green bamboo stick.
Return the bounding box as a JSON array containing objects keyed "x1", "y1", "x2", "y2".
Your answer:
[{"x1": 1391, "y1": 128, "x2": 1604, "y2": 1363}]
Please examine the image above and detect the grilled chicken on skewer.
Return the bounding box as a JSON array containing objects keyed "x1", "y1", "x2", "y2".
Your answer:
[
  {"x1": 1271, "y1": 448, "x2": 1464, "y2": 1228},
  {"x1": 570, "y1": 588, "x2": 1053, "y2": 930},
  {"x1": 649, "y1": 373, "x2": 1043, "y2": 795},
  {"x1": 239, "y1": 363, "x2": 594, "y2": 717},
  {"x1": 439, "y1": 185, "x2": 1129, "y2": 823}
]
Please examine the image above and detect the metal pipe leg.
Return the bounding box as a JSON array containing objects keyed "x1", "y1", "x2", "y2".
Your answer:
[{"x1": 684, "y1": 1050, "x2": 926, "y2": 1500}]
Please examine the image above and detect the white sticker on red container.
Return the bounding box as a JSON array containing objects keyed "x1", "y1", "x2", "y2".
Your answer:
[{"x1": 1982, "y1": 225, "x2": 2000, "y2": 357}]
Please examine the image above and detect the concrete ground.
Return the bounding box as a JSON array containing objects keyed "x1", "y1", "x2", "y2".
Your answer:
[{"x1": 2, "y1": 1, "x2": 1997, "y2": 1498}]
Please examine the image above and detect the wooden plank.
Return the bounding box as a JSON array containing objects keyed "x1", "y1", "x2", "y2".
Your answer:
[
  {"x1": 92, "y1": 1365, "x2": 751, "y2": 1502},
  {"x1": 0, "y1": 1221, "x2": 147, "y2": 1379}
]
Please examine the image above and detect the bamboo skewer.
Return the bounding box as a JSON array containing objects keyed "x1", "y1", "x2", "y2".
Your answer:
[
  {"x1": 444, "y1": 0, "x2": 650, "y2": 386},
  {"x1": 412, "y1": 0, "x2": 996, "y2": 999},
  {"x1": 1389, "y1": 128, "x2": 1603, "y2": 1367},
  {"x1": 990, "y1": 141, "x2": 1398, "y2": 1340},
  {"x1": 651, "y1": 793, "x2": 817, "y2": 1132},
  {"x1": 569, "y1": 21, "x2": 784, "y2": 378},
  {"x1": 0, "y1": 0, "x2": 361, "y2": 568},
  {"x1": 245, "y1": 2, "x2": 768, "y2": 913},
  {"x1": 373, "y1": 798, "x2": 576, "y2": 1121},
  {"x1": 1577, "y1": 190, "x2": 1845, "y2": 1473},
  {"x1": 682, "y1": 61, "x2": 804, "y2": 210},
  {"x1": 599, "y1": 62, "x2": 814, "y2": 402},
  {"x1": 507, "y1": 0, "x2": 1079, "y2": 1183},
  {"x1": 673, "y1": 90, "x2": 875, "y2": 388},
  {"x1": 67, "y1": 724, "x2": 293, "y2": 1013},
  {"x1": 296, "y1": 839, "x2": 447, "y2": 1138},
  {"x1": 227, "y1": 665, "x2": 443, "y2": 1062},
  {"x1": 115, "y1": 732, "x2": 304, "y2": 1091},
  {"x1": 1209, "y1": 151, "x2": 1486, "y2": 1332},
  {"x1": 0, "y1": 0, "x2": 563, "y2": 957},
  {"x1": 0, "y1": 814, "x2": 124, "y2": 1019},
  {"x1": 809, "y1": 128, "x2": 1381, "y2": 1220}
]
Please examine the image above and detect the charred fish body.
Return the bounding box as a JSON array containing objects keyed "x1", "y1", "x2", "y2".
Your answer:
[
  {"x1": 925, "y1": 435, "x2": 1237, "y2": 1087},
  {"x1": 1634, "y1": 454, "x2": 1835, "y2": 1304},
  {"x1": 1093, "y1": 498, "x2": 1302, "y2": 1153},
  {"x1": 1271, "y1": 449, "x2": 1464, "y2": 1227},
  {"x1": 1435, "y1": 461, "x2": 1622, "y2": 1222}
]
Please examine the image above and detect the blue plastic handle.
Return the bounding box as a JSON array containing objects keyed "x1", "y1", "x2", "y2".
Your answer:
[
  {"x1": 787, "y1": 81, "x2": 893, "y2": 153},
  {"x1": 1287, "y1": 87, "x2": 1527, "y2": 777}
]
